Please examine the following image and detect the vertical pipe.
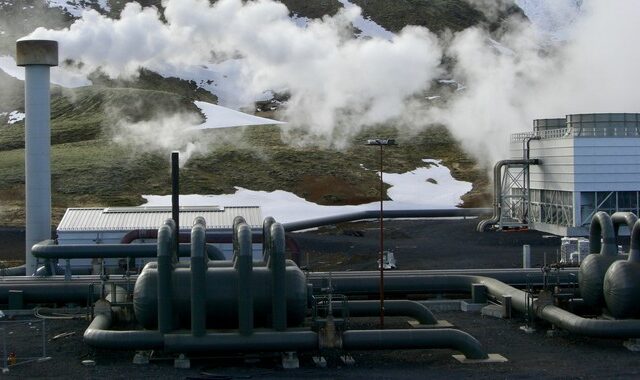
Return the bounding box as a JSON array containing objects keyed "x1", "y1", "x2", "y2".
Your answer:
[
  {"x1": 522, "y1": 245, "x2": 531, "y2": 269},
  {"x1": 17, "y1": 40, "x2": 58, "y2": 276},
  {"x1": 157, "y1": 223, "x2": 174, "y2": 334},
  {"x1": 379, "y1": 144, "x2": 385, "y2": 329},
  {"x1": 171, "y1": 151, "x2": 180, "y2": 258},
  {"x1": 191, "y1": 217, "x2": 207, "y2": 337},
  {"x1": 232, "y1": 216, "x2": 247, "y2": 261},
  {"x1": 235, "y1": 223, "x2": 253, "y2": 335},
  {"x1": 262, "y1": 217, "x2": 275, "y2": 263},
  {"x1": 269, "y1": 222, "x2": 287, "y2": 331}
]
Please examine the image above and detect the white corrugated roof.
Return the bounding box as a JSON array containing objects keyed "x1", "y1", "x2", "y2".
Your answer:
[{"x1": 57, "y1": 206, "x2": 262, "y2": 232}]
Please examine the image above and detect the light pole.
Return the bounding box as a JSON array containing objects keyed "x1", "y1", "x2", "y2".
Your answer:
[{"x1": 366, "y1": 138, "x2": 396, "y2": 329}]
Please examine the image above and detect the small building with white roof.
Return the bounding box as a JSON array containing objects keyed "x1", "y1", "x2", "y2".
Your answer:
[{"x1": 55, "y1": 205, "x2": 263, "y2": 270}]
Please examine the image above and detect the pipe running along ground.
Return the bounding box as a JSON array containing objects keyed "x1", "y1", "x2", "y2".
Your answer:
[
  {"x1": 31, "y1": 240, "x2": 225, "y2": 261},
  {"x1": 313, "y1": 272, "x2": 640, "y2": 338},
  {"x1": 332, "y1": 299, "x2": 438, "y2": 325}
]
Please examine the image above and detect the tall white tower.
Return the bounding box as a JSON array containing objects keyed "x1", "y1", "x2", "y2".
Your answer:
[{"x1": 16, "y1": 40, "x2": 58, "y2": 275}]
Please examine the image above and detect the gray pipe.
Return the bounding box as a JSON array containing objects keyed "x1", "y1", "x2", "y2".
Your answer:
[
  {"x1": 164, "y1": 331, "x2": 318, "y2": 353},
  {"x1": 269, "y1": 222, "x2": 287, "y2": 331},
  {"x1": 332, "y1": 300, "x2": 438, "y2": 325},
  {"x1": 630, "y1": 219, "x2": 640, "y2": 262},
  {"x1": 235, "y1": 223, "x2": 253, "y2": 335},
  {"x1": 283, "y1": 209, "x2": 490, "y2": 232},
  {"x1": 32, "y1": 240, "x2": 225, "y2": 261},
  {"x1": 321, "y1": 273, "x2": 640, "y2": 337},
  {"x1": 309, "y1": 269, "x2": 578, "y2": 296},
  {"x1": 611, "y1": 212, "x2": 638, "y2": 239},
  {"x1": 589, "y1": 211, "x2": 618, "y2": 256},
  {"x1": 0, "y1": 265, "x2": 26, "y2": 276},
  {"x1": 580, "y1": 212, "x2": 623, "y2": 308},
  {"x1": 191, "y1": 218, "x2": 207, "y2": 337},
  {"x1": 342, "y1": 329, "x2": 488, "y2": 360},
  {"x1": 262, "y1": 216, "x2": 276, "y2": 262},
  {"x1": 477, "y1": 159, "x2": 540, "y2": 232},
  {"x1": 84, "y1": 312, "x2": 164, "y2": 350},
  {"x1": 157, "y1": 223, "x2": 174, "y2": 334},
  {"x1": 17, "y1": 40, "x2": 59, "y2": 276},
  {"x1": 232, "y1": 216, "x2": 247, "y2": 261}
]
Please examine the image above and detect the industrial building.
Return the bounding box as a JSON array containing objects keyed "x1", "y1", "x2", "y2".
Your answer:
[
  {"x1": 54, "y1": 206, "x2": 262, "y2": 270},
  {"x1": 485, "y1": 113, "x2": 640, "y2": 236}
]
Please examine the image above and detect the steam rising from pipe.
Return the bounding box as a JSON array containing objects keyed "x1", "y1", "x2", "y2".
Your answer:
[{"x1": 23, "y1": 0, "x2": 640, "y2": 166}]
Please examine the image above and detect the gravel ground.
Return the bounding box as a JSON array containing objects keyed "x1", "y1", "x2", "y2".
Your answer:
[{"x1": 1, "y1": 218, "x2": 639, "y2": 379}]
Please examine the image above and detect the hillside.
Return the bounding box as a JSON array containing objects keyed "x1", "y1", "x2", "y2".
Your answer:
[{"x1": 0, "y1": 0, "x2": 502, "y2": 228}]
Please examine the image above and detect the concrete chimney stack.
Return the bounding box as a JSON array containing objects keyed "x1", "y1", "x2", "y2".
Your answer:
[{"x1": 16, "y1": 40, "x2": 58, "y2": 275}]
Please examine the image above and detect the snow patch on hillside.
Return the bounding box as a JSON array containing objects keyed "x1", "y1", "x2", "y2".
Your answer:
[
  {"x1": 191, "y1": 101, "x2": 284, "y2": 130},
  {"x1": 338, "y1": 0, "x2": 394, "y2": 40},
  {"x1": 142, "y1": 159, "x2": 471, "y2": 223},
  {"x1": 47, "y1": 0, "x2": 110, "y2": 17},
  {"x1": 7, "y1": 110, "x2": 25, "y2": 124}
]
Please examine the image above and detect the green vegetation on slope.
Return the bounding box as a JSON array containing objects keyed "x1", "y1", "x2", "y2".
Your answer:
[{"x1": 0, "y1": 85, "x2": 488, "y2": 227}]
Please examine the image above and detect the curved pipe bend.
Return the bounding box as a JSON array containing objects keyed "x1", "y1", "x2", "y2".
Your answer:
[
  {"x1": 332, "y1": 299, "x2": 438, "y2": 325},
  {"x1": 630, "y1": 219, "x2": 640, "y2": 262},
  {"x1": 84, "y1": 312, "x2": 164, "y2": 350},
  {"x1": 342, "y1": 329, "x2": 488, "y2": 360},
  {"x1": 611, "y1": 212, "x2": 638, "y2": 240},
  {"x1": 589, "y1": 211, "x2": 617, "y2": 256}
]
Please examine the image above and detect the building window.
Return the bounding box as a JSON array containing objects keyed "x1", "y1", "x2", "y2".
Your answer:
[{"x1": 529, "y1": 189, "x2": 574, "y2": 227}]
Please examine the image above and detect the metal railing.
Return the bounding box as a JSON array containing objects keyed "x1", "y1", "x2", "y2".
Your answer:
[{"x1": 512, "y1": 126, "x2": 640, "y2": 142}]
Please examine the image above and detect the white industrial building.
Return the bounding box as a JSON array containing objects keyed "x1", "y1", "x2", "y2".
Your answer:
[
  {"x1": 55, "y1": 205, "x2": 263, "y2": 269},
  {"x1": 502, "y1": 113, "x2": 640, "y2": 236}
]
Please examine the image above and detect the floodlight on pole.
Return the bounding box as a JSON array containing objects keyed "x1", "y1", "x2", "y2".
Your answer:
[{"x1": 365, "y1": 138, "x2": 396, "y2": 329}]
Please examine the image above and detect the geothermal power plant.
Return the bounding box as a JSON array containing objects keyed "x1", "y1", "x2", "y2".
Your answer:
[{"x1": 4, "y1": 39, "x2": 640, "y2": 376}]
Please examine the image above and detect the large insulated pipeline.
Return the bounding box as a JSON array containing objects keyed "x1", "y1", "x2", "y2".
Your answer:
[
  {"x1": 332, "y1": 300, "x2": 438, "y2": 325},
  {"x1": 234, "y1": 220, "x2": 254, "y2": 335},
  {"x1": 269, "y1": 222, "x2": 287, "y2": 330},
  {"x1": 31, "y1": 240, "x2": 225, "y2": 261},
  {"x1": 262, "y1": 216, "x2": 276, "y2": 262},
  {"x1": 476, "y1": 159, "x2": 540, "y2": 232},
  {"x1": 191, "y1": 217, "x2": 207, "y2": 337},
  {"x1": 579, "y1": 211, "x2": 623, "y2": 308},
  {"x1": 611, "y1": 212, "x2": 638, "y2": 239},
  {"x1": 342, "y1": 329, "x2": 487, "y2": 360},
  {"x1": 119, "y1": 229, "x2": 263, "y2": 245},
  {"x1": 309, "y1": 268, "x2": 578, "y2": 295},
  {"x1": 312, "y1": 273, "x2": 640, "y2": 338},
  {"x1": 604, "y1": 217, "x2": 640, "y2": 318},
  {"x1": 157, "y1": 221, "x2": 175, "y2": 334},
  {"x1": 283, "y1": 208, "x2": 490, "y2": 232}
]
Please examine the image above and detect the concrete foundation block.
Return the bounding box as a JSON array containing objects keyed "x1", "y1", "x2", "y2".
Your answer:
[
  {"x1": 312, "y1": 356, "x2": 327, "y2": 368},
  {"x1": 461, "y1": 301, "x2": 486, "y2": 312},
  {"x1": 452, "y1": 353, "x2": 508, "y2": 364},
  {"x1": 174, "y1": 354, "x2": 190, "y2": 369},
  {"x1": 408, "y1": 320, "x2": 453, "y2": 329},
  {"x1": 133, "y1": 351, "x2": 150, "y2": 365},
  {"x1": 340, "y1": 354, "x2": 355, "y2": 365},
  {"x1": 281, "y1": 352, "x2": 299, "y2": 369}
]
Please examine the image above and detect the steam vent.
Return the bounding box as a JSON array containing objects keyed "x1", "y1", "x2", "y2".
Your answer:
[{"x1": 16, "y1": 39, "x2": 58, "y2": 276}]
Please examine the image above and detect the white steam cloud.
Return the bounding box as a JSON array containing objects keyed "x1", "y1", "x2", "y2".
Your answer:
[
  {"x1": 25, "y1": 0, "x2": 640, "y2": 168},
  {"x1": 29, "y1": 0, "x2": 442, "y2": 149},
  {"x1": 428, "y1": 0, "x2": 640, "y2": 165}
]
